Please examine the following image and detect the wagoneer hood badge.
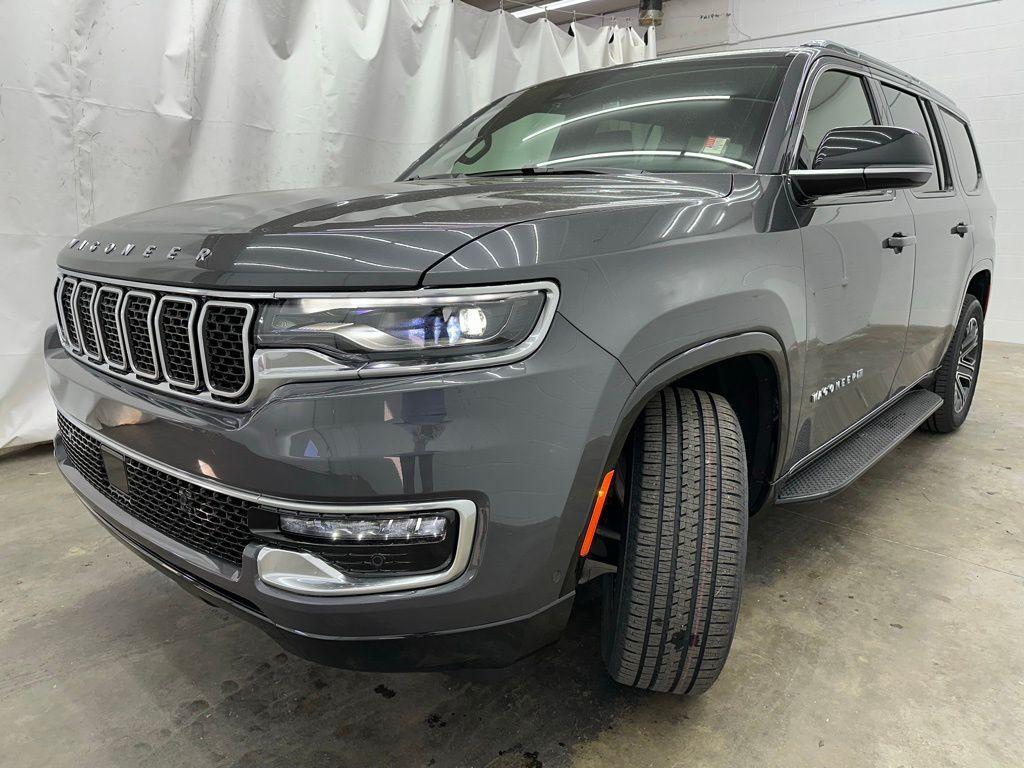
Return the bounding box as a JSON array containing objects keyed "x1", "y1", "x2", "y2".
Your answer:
[{"x1": 66, "y1": 238, "x2": 211, "y2": 263}]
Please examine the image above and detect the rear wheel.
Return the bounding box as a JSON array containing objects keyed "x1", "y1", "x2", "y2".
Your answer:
[
  {"x1": 925, "y1": 295, "x2": 984, "y2": 433},
  {"x1": 602, "y1": 387, "x2": 747, "y2": 695}
]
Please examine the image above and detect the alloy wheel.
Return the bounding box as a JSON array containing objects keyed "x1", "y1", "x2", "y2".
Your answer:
[{"x1": 954, "y1": 316, "x2": 980, "y2": 413}]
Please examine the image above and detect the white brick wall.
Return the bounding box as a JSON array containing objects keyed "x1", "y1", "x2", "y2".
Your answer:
[{"x1": 658, "y1": 0, "x2": 1024, "y2": 343}]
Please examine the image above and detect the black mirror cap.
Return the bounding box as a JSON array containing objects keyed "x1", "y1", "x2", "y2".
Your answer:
[
  {"x1": 814, "y1": 126, "x2": 932, "y2": 170},
  {"x1": 790, "y1": 126, "x2": 934, "y2": 200}
]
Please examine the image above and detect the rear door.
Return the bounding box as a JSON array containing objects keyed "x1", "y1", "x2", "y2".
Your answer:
[
  {"x1": 877, "y1": 82, "x2": 975, "y2": 392},
  {"x1": 789, "y1": 62, "x2": 917, "y2": 462},
  {"x1": 937, "y1": 108, "x2": 997, "y2": 275}
]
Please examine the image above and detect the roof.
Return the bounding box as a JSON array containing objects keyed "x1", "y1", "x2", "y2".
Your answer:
[{"x1": 647, "y1": 39, "x2": 958, "y2": 112}]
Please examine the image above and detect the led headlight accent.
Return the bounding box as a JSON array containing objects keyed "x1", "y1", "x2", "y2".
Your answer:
[
  {"x1": 257, "y1": 282, "x2": 558, "y2": 375},
  {"x1": 279, "y1": 513, "x2": 447, "y2": 543}
]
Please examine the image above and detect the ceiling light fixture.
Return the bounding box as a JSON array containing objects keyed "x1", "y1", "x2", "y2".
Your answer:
[{"x1": 511, "y1": 0, "x2": 591, "y2": 19}]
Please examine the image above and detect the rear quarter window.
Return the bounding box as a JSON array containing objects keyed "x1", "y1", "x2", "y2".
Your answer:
[{"x1": 940, "y1": 109, "x2": 982, "y2": 192}]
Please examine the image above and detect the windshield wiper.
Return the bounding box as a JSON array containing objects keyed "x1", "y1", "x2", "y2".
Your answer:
[
  {"x1": 463, "y1": 166, "x2": 644, "y2": 178},
  {"x1": 404, "y1": 166, "x2": 645, "y2": 181},
  {"x1": 404, "y1": 173, "x2": 464, "y2": 181}
]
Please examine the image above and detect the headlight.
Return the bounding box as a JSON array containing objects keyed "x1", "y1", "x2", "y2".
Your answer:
[{"x1": 257, "y1": 281, "x2": 558, "y2": 376}]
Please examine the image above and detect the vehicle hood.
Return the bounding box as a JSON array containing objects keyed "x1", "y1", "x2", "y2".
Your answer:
[{"x1": 57, "y1": 176, "x2": 732, "y2": 290}]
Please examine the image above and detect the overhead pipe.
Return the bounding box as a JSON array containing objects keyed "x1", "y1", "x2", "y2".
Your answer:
[{"x1": 639, "y1": 0, "x2": 664, "y2": 27}]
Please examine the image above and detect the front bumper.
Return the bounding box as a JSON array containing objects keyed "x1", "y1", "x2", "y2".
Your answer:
[{"x1": 46, "y1": 315, "x2": 633, "y2": 669}]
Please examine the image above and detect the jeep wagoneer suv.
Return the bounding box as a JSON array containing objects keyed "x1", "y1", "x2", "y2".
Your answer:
[{"x1": 47, "y1": 41, "x2": 994, "y2": 694}]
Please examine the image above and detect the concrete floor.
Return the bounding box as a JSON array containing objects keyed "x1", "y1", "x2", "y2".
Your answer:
[{"x1": 1, "y1": 341, "x2": 1022, "y2": 768}]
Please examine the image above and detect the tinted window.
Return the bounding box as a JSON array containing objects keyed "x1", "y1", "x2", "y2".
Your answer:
[
  {"x1": 881, "y1": 84, "x2": 942, "y2": 192},
  {"x1": 405, "y1": 57, "x2": 789, "y2": 178},
  {"x1": 940, "y1": 109, "x2": 981, "y2": 191},
  {"x1": 798, "y1": 71, "x2": 877, "y2": 169}
]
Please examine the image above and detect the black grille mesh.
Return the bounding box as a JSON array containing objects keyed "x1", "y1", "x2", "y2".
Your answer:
[
  {"x1": 58, "y1": 414, "x2": 255, "y2": 566},
  {"x1": 97, "y1": 289, "x2": 126, "y2": 368},
  {"x1": 60, "y1": 280, "x2": 80, "y2": 349},
  {"x1": 202, "y1": 304, "x2": 250, "y2": 395},
  {"x1": 58, "y1": 413, "x2": 108, "y2": 489},
  {"x1": 75, "y1": 284, "x2": 100, "y2": 358},
  {"x1": 158, "y1": 299, "x2": 197, "y2": 387},
  {"x1": 124, "y1": 293, "x2": 158, "y2": 377}
]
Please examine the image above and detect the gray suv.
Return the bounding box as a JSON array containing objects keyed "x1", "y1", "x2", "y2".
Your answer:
[{"x1": 47, "y1": 41, "x2": 994, "y2": 695}]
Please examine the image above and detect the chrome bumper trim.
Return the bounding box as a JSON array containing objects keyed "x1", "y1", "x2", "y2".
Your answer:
[{"x1": 257, "y1": 499, "x2": 476, "y2": 598}]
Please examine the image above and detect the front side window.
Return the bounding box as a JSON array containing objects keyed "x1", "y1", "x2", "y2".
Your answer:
[
  {"x1": 405, "y1": 56, "x2": 790, "y2": 178},
  {"x1": 940, "y1": 109, "x2": 982, "y2": 192},
  {"x1": 797, "y1": 70, "x2": 877, "y2": 169},
  {"x1": 881, "y1": 84, "x2": 943, "y2": 192}
]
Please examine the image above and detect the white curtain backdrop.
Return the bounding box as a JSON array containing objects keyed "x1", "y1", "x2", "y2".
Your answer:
[{"x1": 0, "y1": 0, "x2": 655, "y2": 452}]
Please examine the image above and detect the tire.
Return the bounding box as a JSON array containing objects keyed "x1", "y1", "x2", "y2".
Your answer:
[
  {"x1": 924, "y1": 295, "x2": 984, "y2": 433},
  {"x1": 602, "y1": 387, "x2": 748, "y2": 695}
]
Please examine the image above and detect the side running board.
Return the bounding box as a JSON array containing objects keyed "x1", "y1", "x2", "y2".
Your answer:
[{"x1": 776, "y1": 389, "x2": 943, "y2": 504}]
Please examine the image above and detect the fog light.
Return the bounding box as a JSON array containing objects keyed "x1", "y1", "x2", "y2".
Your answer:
[{"x1": 279, "y1": 514, "x2": 447, "y2": 543}]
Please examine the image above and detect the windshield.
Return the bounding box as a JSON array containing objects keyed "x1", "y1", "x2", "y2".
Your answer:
[{"x1": 404, "y1": 54, "x2": 790, "y2": 179}]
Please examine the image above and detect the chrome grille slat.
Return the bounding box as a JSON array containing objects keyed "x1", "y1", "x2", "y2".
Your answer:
[
  {"x1": 55, "y1": 271, "x2": 255, "y2": 405},
  {"x1": 53, "y1": 278, "x2": 67, "y2": 347},
  {"x1": 199, "y1": 301, "x2": 255, "y2": 400},
  {"x1": 58, "y1": 276, "x2": 81, "y2": 352},
  {"x1": 156, "y1": 296, "x2": 200, "y2": 390},
  {"x1": 122, "y1": 290, "x2": 159, "y2": 379},
  {"x1": 73, "y1": 281, "x2": 101, "y2": 360},
  {"x1": 95, "y1": 286, "x2": 127, "y2": 370}
]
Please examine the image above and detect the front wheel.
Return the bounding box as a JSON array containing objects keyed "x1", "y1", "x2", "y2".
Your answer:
[
  {"x1": 602, "y1": 387, "x2": 747, "y2": 695},
  {"x1": 925, "y1": 295, "x2": 984, "y2": 433}
]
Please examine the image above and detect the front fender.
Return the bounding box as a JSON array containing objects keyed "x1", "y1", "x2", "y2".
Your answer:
[
  {"x1": 424, "y1": 175, "x2": 804, "y2": 378},
  {"x1": 606, "y1": 331, "x2": 791, "y2": 486},
  {"x1": 424, "y1": 175, "x2": 806, "y2": 471}
]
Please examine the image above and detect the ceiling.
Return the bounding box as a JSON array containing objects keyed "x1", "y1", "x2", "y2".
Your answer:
[{"x1": 461, "y1": 1, "x2": 640, "y2": 21}]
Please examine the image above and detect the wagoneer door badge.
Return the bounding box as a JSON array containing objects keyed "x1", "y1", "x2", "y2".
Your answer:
[
  {"x1": 66, "y1": 238, "x2": 212, "y2": 263},
  {"x1": 811, "y1": 369, "x2": 864, "y2": 403}
]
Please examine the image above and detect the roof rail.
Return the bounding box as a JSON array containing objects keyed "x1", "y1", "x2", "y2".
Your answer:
[
  {"x1": 803, "y1": 39, "x2": 861, "y2": 56},
  {"x1": 800, "y1": 38, "x2": 958, "y2": 103}
]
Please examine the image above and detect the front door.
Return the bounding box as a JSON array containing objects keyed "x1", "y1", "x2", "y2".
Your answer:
[{"x1": 790, "y1": 65, "x2": 917, "y2": 461}]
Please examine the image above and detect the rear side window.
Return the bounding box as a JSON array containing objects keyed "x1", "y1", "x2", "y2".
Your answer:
[
  {"x1": 798, "y1": 70, "x2": 877, "y2": 169},
  {"x1": 940, "y1": 109, "x2": 982, "y2": 192},
  {"x1": 881, "y1": 84, "x2": 943, "y2": 192}
]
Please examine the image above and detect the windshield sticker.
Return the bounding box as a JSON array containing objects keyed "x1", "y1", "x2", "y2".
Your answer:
[{"x1": 701, "y1": 136, "x2": 730, "y2": 156}]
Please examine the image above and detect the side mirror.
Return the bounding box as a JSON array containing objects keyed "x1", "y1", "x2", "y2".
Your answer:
[{"x1": 789, "y1": 126, "x2": 933, "y2": 199}]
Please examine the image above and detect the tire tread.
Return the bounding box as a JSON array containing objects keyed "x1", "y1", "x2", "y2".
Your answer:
[
  {"x1": 925, "y1": 295, "x2": 983, "y2": 433},
  {"x1": 604, "y1": 387, "x2": 747, "y2": 695}
]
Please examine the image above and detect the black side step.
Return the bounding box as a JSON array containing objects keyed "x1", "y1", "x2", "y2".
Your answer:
[{"x1": 776, "y1": 389, "x2": 943, "y2": 504}]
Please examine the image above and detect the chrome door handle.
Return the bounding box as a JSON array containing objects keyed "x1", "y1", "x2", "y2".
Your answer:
[
  {"x1": 883, "y1": 233, "x2": 916, "y2": 254},
  {"x1": 951, "y1": 222, "x2": 973, "y2": 237}
]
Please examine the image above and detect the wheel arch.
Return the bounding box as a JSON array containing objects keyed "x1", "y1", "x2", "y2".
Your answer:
[
  {"x1": 965, "y1": 264, "x2": 992, "y2": 314},
  {"x1": 605, "y1": 332, "x2": 790, "y2": 517}
]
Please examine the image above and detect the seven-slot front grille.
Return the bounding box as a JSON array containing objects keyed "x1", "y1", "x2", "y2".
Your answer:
[
  {"x1": 54, "y1": 273, "x2": 255, "y2": 403},
  {"x1": 57, "y1": 413, "x2": 255, "y2": 566}
]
